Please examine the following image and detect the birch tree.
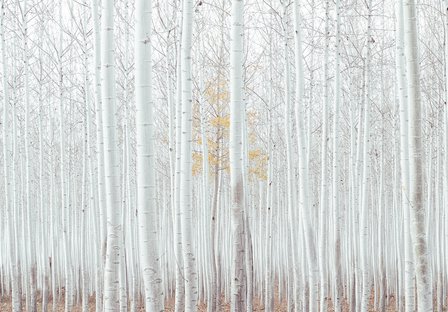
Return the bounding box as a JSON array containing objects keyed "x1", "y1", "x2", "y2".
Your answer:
[
  {"x1": 359, "y1": 2, "x2": 373, "y2": 311},
  {"x1": 293, "y1": 1, "x2": 319, "y2": 310},
  {"x1": 230, "y1": 0, "x2": 247, "y2": 311},
  {"x1": 135, "y1": 0, "x2": 164, "y2": 309},
  {"x1": 396, "y1": 0, "x2": 415, "y2": 310},
  {"x1": 1, "y1": 0, "x2": 20, "y2": 310},
  {"x1": 179, "y1": 0, "x2": 198, "y2": 310},
  {"x1": 402, "y1": 0, "x2": 433, "y2": 310},
  {"x1": 90, "y1": 0, "x2": 106, "y2": 308},
  {"x1": 101, "y1": 0, "x2": 122, "y2": 309}
]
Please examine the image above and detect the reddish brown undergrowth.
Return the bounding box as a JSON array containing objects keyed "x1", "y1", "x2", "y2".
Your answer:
[{"x1": 1, "y1": 292, "x2": 444, "y2": 311}]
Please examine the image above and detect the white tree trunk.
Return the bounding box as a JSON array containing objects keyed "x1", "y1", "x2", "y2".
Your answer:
[
  {"x1": 293, "y1": 1, "x2": 319, "y2": 310},
  {"x1": 91, "y1": 0, "x2": 105, "y2": 309},
  {"x1": 230, "y1": 0, "x2": 247, "y2": 311},
  {"x1": 22, "y1": 0, "x2": 37, "y2": 309},
  {"x1": 174, "y1": 3, "x2": 186, "y2": 309},
  {"x1": 319, "y1": 2, "x2": 330, "y2": 310},
  {"x1": 179, "y1": 0, "x2": 198, "y2": 310},
  {"x1": 359, "y1": 2, "x2": 373, "y2": 311},
  {"x1": 101, "y1": 0, "x2": 122, "y2": 309},
  {"x1": 332, "y1": 0, "x2": 343, "y2": 309},
  {"x1": 135, "y1": 0, "x2": 164, "y2": 309},
  {"x1": 264, "y1": 111, "x2": 273, "y2": 312},
  {"x1": 444, "y1": 3, "x2": 448, "y2": 309},
  {"x1": 402, "y1": 0, "x2": 433, "y2": 310},
  {"x1": 1, "y1": 1, "x2": 20, "y2": 310},
  {"x1": 281, "y1": 5, "x2": 299, "y2": 310},
  {"x1": 396, "y1": 0, "x2": 415, "y2": 310}
]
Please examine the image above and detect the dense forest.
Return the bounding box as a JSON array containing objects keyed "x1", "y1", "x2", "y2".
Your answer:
[{"x1": 0, "y1": 0, "x2": 445, "y2": 311}]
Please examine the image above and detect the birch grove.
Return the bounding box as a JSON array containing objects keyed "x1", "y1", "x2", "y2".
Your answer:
[{"x1": 0, "y1": 0, "x2": 447, "y2": 311}]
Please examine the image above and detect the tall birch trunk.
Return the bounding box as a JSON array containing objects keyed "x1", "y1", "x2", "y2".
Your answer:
[
  {"x1": 293, "y1": 1, "x2": 319, "y2": 310},
  {"x1": 359, "y1": 2, "x2": 373, "y2": 310},
  {"x1": 174, "y1": 2, "x2": 186, "y2": 309},
  {"x1": 22, "y1": 0, "x2": 37, "y2": 309},
  {"x1": 91, "y1": 0, "x2": 105, "y2": 309},
  {"x1": 332, "y1": 0, "x2": 343, "y2": 309},
  {"x1": 396, "y1": 0, "x2": 415, "y2": 310},
  {"x1": 135, "y1": 0, "x2": 164, "y2": 309},
  {"x1": 1, "y1": 1, "x2": 20, "y2": 310},
  {"x1": 179, "y1": 0, "x2": 198, "y2": 310},
  {"x1": 56, "y1": 3, "x2": 73, "y2": 310},
  {"x1": 402, "y1": 0, "x2": 433, "y2": 310},
  {"x1": 444, "y1": 3, "x2": 448, "y2": 310},
  {"x1": 264, "y1": 111, "x2": 273, "y2": 312},
  {"x1": 101, "y1": 0, "x2": 122, "y2": 309},
  {"x1": 230, "y1": 0, "x2": 247, "y2": 311},
  {"x1": 281, "y1": 5, "x2": 299, "y2": 311},
  {"x1": 319, "y1": 1, "x2": 330, "y2": 310}
]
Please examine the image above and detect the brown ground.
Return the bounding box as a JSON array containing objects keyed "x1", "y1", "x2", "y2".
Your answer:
[{"x1": 0, "y1": 293, "x2": 444, "y2": 311}]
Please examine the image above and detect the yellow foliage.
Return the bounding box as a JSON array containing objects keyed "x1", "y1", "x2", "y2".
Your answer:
[
  {"x1": 192, "y1": 152, "x2": 203, "y2": 176},
  {"x1": 207, "y1": 138, "x2": 218, "y2": 151},
  {"x1": 248, "y1": 148, "x2": 268, "y2": 181},
  {"x1": 193, "y1": 79, "x2": 268, "y2": 182},
  {"x1": 246, "y1": 110, "x2": 258, "y2": 123},
  {"x1": 250, "y1": 166, "x2": 267, "y2": 181},
  {"x1": 210, "y1": 115, "x2": 230, "y2": 128},
  {"x1": 208, "y1": 154, "x2": 219, "y2": 167},
  {"x1": 204, "y1": 80, "x2": 229, "y2": 105},
  {"x1": 249, "y1": 149, "x2": 261, "y2": 160}
]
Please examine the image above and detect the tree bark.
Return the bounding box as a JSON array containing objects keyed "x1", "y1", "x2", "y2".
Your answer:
[
  {"x1": 179, "y1": 0, "x2": 198, "y2": 310},
  {"x1": 135, "y1": 0, "x2": 164, "y2": 309},
  {"x1": 230, "y1": 0, "x2": 247, "y2": 311},
  {"x1": 101, "y1": 0, "x2": 122, "y2": 309},
  {"x1": 402, "y1": 0, "x2": 433, "y2": 310}
]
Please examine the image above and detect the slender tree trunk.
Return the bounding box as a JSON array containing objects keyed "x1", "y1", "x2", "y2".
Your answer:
[
  {"x1": 396, "y1": 0, "x2": 415, "y2": 310},
  {"x1": 135, "y1": 0, "x2": 164, "y2": 309},
  {"x1": 443, "y1": 2, "x2": 448, "y2": 309},
  {"x1": 293, "y1": 1, "x2": 319, "y2": 310},
  {"x1": 359, "y1": 2, "x2": 373, "y2": 310},
  {"x1": 230, "y1": 0, "x2": 247, "y2": 311},
  {"x1": 179, "y1": 0, "x2": 198, "y2": 310},
  {"x1": 91, "y1": 0, "x2": 105, "y2": 308},
  {"x1": 22, "y1": 0, "x2": 37, "y2": 309},
  {"x1": 241, "y1": 100, "x2": 253, "y2": 312},
  {"x1": 332, "y1": 0, "x2": 343, "y2": 309},
  {"x1": 264, "y1": 111, "x2": 273, "y2": 312},
  {"x1": 174, "y1": 3, "x2": 185, "y2": 309},
  {"x1": 281, "y1": 6, "x2": 299, "y2": 310},
  {"x1": 264, "y1": 15, "x2": 274, "y2": 312},
  {"x1": 101, "y1": 0, "x2": 122, "y2": 309},
  {"x1": 402, "y1": 0, "x2": 433, "y2": 310},
  {"x1": 1, "y1": 1, "x2": 20, "y2": 310},
  {"x1": 319, "y1": 1, "x2": 331, "y2": 310}
]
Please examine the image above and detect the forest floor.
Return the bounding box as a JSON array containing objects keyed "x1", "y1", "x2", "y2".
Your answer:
[{"x1": 0, "y1": 294, "x2": 406, "y2": 311}]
